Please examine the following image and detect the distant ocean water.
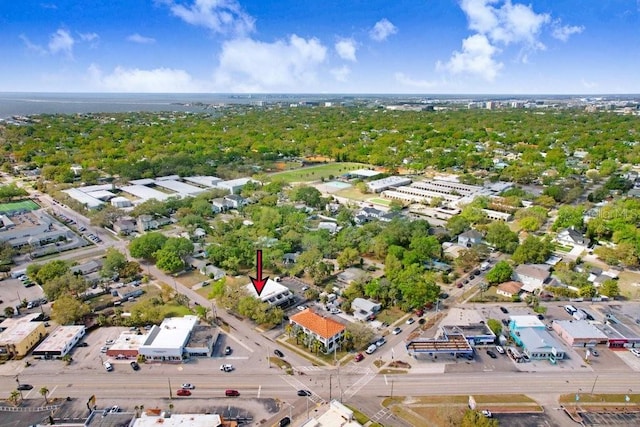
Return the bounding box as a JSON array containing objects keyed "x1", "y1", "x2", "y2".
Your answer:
[{"x1": 0, "y1": 93, "x2": 277, "y2": 120}]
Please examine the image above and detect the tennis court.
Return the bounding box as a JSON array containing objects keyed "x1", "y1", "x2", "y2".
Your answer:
[{"x1": 0, "y1": 199, "x2": 40, "y2": 215}]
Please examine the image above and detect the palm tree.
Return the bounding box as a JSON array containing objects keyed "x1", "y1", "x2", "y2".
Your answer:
[
  {"x1": 8, "y1": 390, "x2": 21, "y2": 406},
  {"x1": 39, "y1": 386, "x2": 49, "y2": 404}
]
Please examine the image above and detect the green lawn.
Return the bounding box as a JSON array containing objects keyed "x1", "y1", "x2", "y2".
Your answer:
[
  {"x1": 369, "y1": 197, "x2": 391, "y2": 206},
  {"x1": 269, "y1": 162, "x2": 370, "y2": 183}
]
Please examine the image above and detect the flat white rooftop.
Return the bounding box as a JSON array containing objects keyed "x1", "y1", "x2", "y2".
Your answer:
[
  {"x1": 184, "y1": 176, "x2": 223, "y2": 187},
  {"x1": 142, "y1": 315, "x2": 198, "y2": 349},
  {"x1": 131, "y1": 413, "x2": 222, "y2": 427},
  {"x1": 153, "y1": 179, "x2": 206, "y2": 196},
  {"x1": 245, "y1": 279, "x2": 290, "y2": 301},
  {"x1": 33, "y1": 325, "x2": 84, "y2": 353},
  {"x1": 510, "y1": 315, "x2": 545, "y2": 328},
  {"x1": 349, "y1": 168, "x2": 381, "y2": 177},
  {"x1": 120, "y1": 185, "x2": 174, "y2": 201}
]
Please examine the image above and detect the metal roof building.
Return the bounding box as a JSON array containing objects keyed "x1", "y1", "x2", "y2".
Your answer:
[
  {"x1": 153, "y1": 179, "x2": 206, "y2": 196},
  {"x1": 62, "y1": 188, "x2": 104, "y2": 209},
  {"x1": 120, "y1": 185, "x2": 174, "y2": 202},
  {"x1": 32, "y1": 325, "x2": 85, "y2": 359}
]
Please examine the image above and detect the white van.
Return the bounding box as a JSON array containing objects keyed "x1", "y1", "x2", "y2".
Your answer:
[{"x1": 365, "y1": 344, "x2": 377, "y2": 354}]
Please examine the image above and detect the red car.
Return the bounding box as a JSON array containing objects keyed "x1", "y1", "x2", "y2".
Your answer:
[
  {"x1": 354, "y1": 353, "x2": 364, "y2": 362},
  {"x1": 415, "y1": 309, "x2": 424, "y2": 317},
  {"x1": 176, "y1": 389, "x2": 191, "y2": 397}
]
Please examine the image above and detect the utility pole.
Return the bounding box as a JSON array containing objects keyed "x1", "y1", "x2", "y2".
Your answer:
[
  {"x1": 590, "y1": 375, "x2": 599, "y2": 395},
  {"x1": 329, "y1": 375, "x2": 332, "y2": 401},
  {"x1": 391, "y1": 379, "x2": 394, "y2": 398},
  {"x1": 168, "y1": 378, "x2": 173, "y2": 400}
]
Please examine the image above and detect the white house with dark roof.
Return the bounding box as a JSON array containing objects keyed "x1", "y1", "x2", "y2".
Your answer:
[
  {"x1": 513, "y1": 264, "x2": 551, "y2": 293},
  {"x1": 458, "y1": 229, "x2": 483, "y2": 247},
  {"x1": 556, "y1": 227, "x2": 590, "y2": 248}
]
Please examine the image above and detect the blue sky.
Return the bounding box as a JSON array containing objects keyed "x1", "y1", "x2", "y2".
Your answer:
[{"x1": 1, "y1": 0, "x2": 638, "y2": 94}]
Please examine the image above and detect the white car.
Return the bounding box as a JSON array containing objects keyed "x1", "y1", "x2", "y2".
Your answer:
[
  {"x1": 375, "y1": 338, "x2": 386, "y2": 348},
  {"x1": 365, "y1": 344, "x2": 377, "y2": 354},
  {"x1": 495, "y1": 345, "x2": 505, "y2": 354},
  {"x1": 103, "y1": 362, "x2": 113, "y2": 372},
  {"x1": 630, "y1": 348, "x2": 640, "y2": 358},
  {"x1": 181, "y1": 383, "x2": 195, "y2": 389},
  {"x1": 220, "y1": 364, "x2": 234, "y2": 372},
  {"x1": 105, "y1": 339, "x2": 115, "y2": 345},
  {"x1": 297, "y1": 305, "x2": 307, "y2": 311},
  {"x1": 481, "y1": 410, "x2": 492, "y2": 418},
  {"x1": 406, "y1": 318, "x2": 415, "y2": 325},
  {"x1": 100, "y1": 346, "x2": 108, "y2": 353}
]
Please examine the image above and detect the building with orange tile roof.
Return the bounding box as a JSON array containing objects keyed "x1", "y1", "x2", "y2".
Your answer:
[{"x1": 289, "y1": 309, "x2": 346, "y2": 354}]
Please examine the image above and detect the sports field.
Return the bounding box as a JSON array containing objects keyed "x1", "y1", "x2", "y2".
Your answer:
[
  {"x1": 369, "y1": 197, "x2": 391, "y2": 206},
  {"x1": 0, "y1": 199, "x2": 39, "y2": 214},
  {"x1": 269, "y1": 162, "x2": 370, "y2": 183}
]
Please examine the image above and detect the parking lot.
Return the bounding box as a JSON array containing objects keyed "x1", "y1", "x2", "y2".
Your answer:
[
  {"x1": 581, "y1": 410, "x2": 640, "y2": 426},
  {"x1": 0, "y1": 276, "x2": 46, "y2": 312}
]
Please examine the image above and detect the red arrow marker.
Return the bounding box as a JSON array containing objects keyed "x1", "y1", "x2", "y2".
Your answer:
[{"x1": 250, "y1": 249, "x2": 269, "y2": 296}]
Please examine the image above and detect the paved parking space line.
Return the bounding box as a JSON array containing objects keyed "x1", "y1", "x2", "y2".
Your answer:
[{"x1": 225, "y1": 333, "x2": 254, "y2": 353}]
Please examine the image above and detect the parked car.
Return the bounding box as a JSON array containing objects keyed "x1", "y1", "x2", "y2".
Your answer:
[
  {"x1": 499, "y1": 306, "x2": 509, "y2": 314},
  {"x1": 406, "y1": 318, "x2": 415, "y2": 325},
  {"x1": 415, "y1": 309, "x2": 424, "y2": 317},
  {"x1": 278, "y1": 417, "x2": 291, "y2": 427},
  {"x1": 220, "y1": 364, "x2": 234, "y2": 372},
  {"x1": 590, "y1": 349, "x2": 599, "y2": 357},
  {"x1": 105, "y1": 339, "x2": 115, "y2": 345},
  {"x1": 103, "y1": 362, "x2": 113, "y2": 372},
  {"x1": 130, "y1": 361, "x2": 140, "y2": 371},
  {"x1": 481, "y1": 410, "x2": 492, "y2": 418},
  {"x1": 274, "y1": 349, "x2": 285, "y2": 357},
  {"x1": 225, "y1": 389, "x2": 240, "y2": 397},
  {"x1": 297, "y1": 305, "x2": 307, "y2": 311},
  {"x1": 392, "y1": 327, "x2": 402, "y2": 335},
  {"x1": 297, "y1": 390, "x2": 312, "y2": 396},
  {"x1": 100, "y1": 346, "x2": 108, "y2": 353},
  {"x1": 181, "y1": 383, "x2": 195, "y2": 389},
  {"x1": 486, "y1": 350, "x2": 497, "y2": 359},
  {"x1": 224, "y1": 346, "x2": 232, "y2": 355},
  {"x1": 365, "y1": 344, "x2": 377, "y2": 354},
  {"x1": 457, "y1": 282, "x2": 463, "y2": 288},
  {"x1": 176, "y1": 389, "x2": 191, "y2": 396},
  {"x1": 77, "y1": 342, "x2": 89, "y2": 347},
  {"x1": 439, "y1": 293, "x2": 449, "y2": 300},
  {"x1": 110, "y1": 405, "x2": 120, "y2": 413},
  {"x1": 17, "y1": 384, "x2": 33, "y2": 391},
  {"x1": 354, "y1": 353, "x2": 364, "y2": 362},
  {"x1": 501, "y1": 319, "x2": 509, "y2": 327},
  {"x1": 376, "y1": 337, "x2": 386, "y2": 347},
  {"x1": 630, "y1": 348, "x2": 640, "y2": 358},
  {"x1": 495, "y1": 346, "x2": 505, "y2": 354}
]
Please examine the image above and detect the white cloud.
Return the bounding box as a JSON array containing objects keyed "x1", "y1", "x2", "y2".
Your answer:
[
  {"x1": 89, "y1": 64, "x2": 202, "y2": 92},
  {"x1": 331, "y1": 66, "x2": 351, "y2": 82},
  {"x1": 442, "y1": 0, "x2": 557, "y2": 80},
  {"x1": 160, "y1": 0, "x2": 255, "y2": 36},
  {"x1": 394, "y1": 72, "x2": 438, "y2": 90},
  {"x1": 438, "y1": 34, "x2": 503, "y2": 81},
  {"x1": 581, "y1": 78, "x2": 597, "y2": 89},
  {"x1": 19, "y1": 34, "x2": 47, "y2": 54},
  {"x1": 369, "y1": 18, "x2": 397, "y2": 42},
  {"x1": 127, "y1": 33, "x2": 157, "y2": 44},
  {"x1": 335, "y1": 38, "x2": 357, "y2": 62},
  {"x1": 79, "y1": 32, "x2": 99, "y2": 42},
  {"x1": 213, "y1": 35, "x2": 327, "y2": 92},
  {"x1": 460, "y1": 0, "x2": 549, "y2": 47},
  {"x1": 552, "y1": 23, "x2": 584, "y2": 42},
  {"x1": 48, "y1": 29, "x2": 74, "y2": 57}
]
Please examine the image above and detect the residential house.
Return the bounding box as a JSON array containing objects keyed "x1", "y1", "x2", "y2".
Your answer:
[
  {"x1": 211, "y1": 198, "x2": 233, "y2": 213},
  {"x1": 318, "y1": 221, "x2": 339, "y2": 234},
  {"x1": 224, "y1": 194, "x2": 247, "y2": 209},
  {"x1": 337, "y1": 268, "x2": 368, "y2": 286},
  {"x1": 458, "y1": 229, "x2": 483, "y2": 247},
  {"x1": 136, "y1": 215, "x2": 170, "y2": 233},
  {"x1": 359, "y1": 207, "x2": 384, "y2": 219},
  {"x1": 351, "y1": 298, "x2": 381, "y2": 321},
  {"x1": 282, "y1": 253, "x2": 299, "y2": 265},
  {"x1": 289, "y1": 309, "x2": 346, "y2": 354},
  {"x1": 188, "y1": 257, "x2": 225, "y2": 281},
  {"x1": 497, "y1": 281, "x2": 523, "y2": 299},
  {"x1": 513, "y1": 264, "x2": 551, "y2": 293},
  {"x1": 556, "y1": 228, "x2": 591, "y2": 248},
  {"x1": 112, "y1": 217, "x2": 136, "y2": 235}
]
